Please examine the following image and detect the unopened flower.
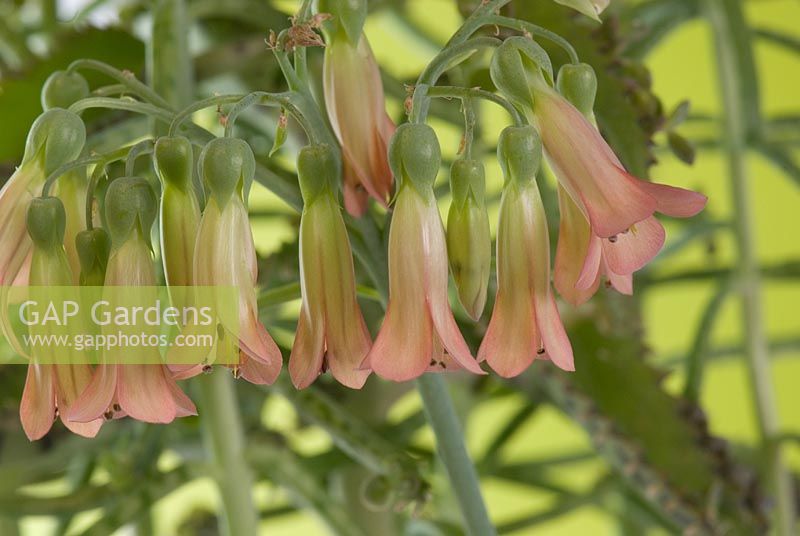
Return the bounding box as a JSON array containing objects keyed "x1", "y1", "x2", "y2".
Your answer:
[
  {"x1": 191, "y1": 138, "x2": 282, "y2": 384},
  {"x1": 478, "y1": 126, "x2": 574, "y2": 377},
  {"x1": 154, "y1": 136, "x2": 201, "y2": 288},
  {"x1": 68, "y1": 177, "x2": 197, "y2": 424},
  {"x1": 323, "y1": 22, "x2": 394, "y2": 216},
  {"x1": 446, "y1": 159, "x2": 491, "y2": 321},
  {"x1": 0, "y1": 109, "x2": 85, "y2": 286},
  {"x1": 554, "y1": 0, "x2": 610, "y2": 22},
  {"x1": 289, "y1": 144, "x2": 371, "y2": 389},
  {"x1": 364, "y1": 124, "x2": 484, "y2": 381},
  {"x1": 20, "y1": 196, "x2": 102, "y2": 440},
  {"x1": 55, "y1": 169, "x2": 88, "y2": 282}
]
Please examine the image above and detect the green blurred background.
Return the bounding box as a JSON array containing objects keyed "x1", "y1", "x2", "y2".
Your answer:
[{"x1": 0, "y1": 0, "x2": 798, "y2": 534}]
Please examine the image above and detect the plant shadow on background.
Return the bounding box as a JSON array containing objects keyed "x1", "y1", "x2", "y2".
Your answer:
[{"x1": 0, "y1": 0, "x2": 798, "y2": 535}]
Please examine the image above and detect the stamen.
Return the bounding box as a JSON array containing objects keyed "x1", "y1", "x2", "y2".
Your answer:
[
  {"x1": 608, "y1": 235, "x2": 618, "y2": 243},
  {"x1": 231, "y1": 366, "x2": 241, "y2": 379},
  {"x1": 202, "y1": 364, "x2": 213, "y2": 374},
  {"x1": 113, "y1": 403, "x2": 121, "y2": 412},
  {"x1": 103, "y1": 410, "x2": 114, "y2": 420},
  {"x1": 537, "y1": 347, "x2": 546, "y2": 355}
]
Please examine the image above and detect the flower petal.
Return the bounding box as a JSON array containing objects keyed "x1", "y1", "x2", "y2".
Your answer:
[
  {"x1": 67, "y1": 364, "x2": 117, "y2": 423},
  {"x1": 602, "y1": 216, "x2": 665, "y2": 275},
  {"x1": 54, "y1": 364, "x2": 103, "y2": 438},
  {"x1": 117, "y1": 365, "x2": 178, "y2": 424},
  {"x1": 555, "y1": 187, "x2": 599, "y2": 305},
  {"x1": 289, "y1": 307, "x2": 326, "y2": 389},
  {"x1": 423, "y1": 203, "x2": 484, "y2": 375},
  {"x1": 20, "y1": 363, "x2": 55, "y2": 440},
  {"x1": 478, "y1": 290, "x2": 539, "y2": 378},
  {"x1": 536, "y1": 92, "x2": 657, "y2": 238},
  {"x1": 535, "y1": 295, "x2": 575, "y2": 372},
  {"x1": 640, "y1": 181, "x2": 708, "y2": 218}
]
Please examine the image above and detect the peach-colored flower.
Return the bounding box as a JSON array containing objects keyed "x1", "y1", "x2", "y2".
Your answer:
[
  {"x1": 289, "y1": 189, "x2": 371, "y2": 389},
  {"x1": 191, "y1": 192, "x2": 283, "y2": 384},
  {"x1": 323, "y1": 32, "x2": 394, "y2": 216},
  {"x1": 533, "y1": 83, "x2": 706, "y2": 303},
  {"x1": 478, "y1": 127, "x2": 573, "y2": 377},
  {"x1": 364, "y1": 184, "x2": 485, "y2": 381},
  {"x1": 534, "y1": 86, "x2": 706, "y2": 242},
  {"x1": 21, "y1": 196, "x2": 102, "y2": 439},
  {"x1": 68, "y1": 178, "x2": 196, "y2": 424}
]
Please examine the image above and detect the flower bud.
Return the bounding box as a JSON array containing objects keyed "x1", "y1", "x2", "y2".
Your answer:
[
  {"x1": 447, "y1": 159, "x2": 491, "y2": 320},
  {"x1": 26, "y1": 196, "x2": 66, "y2": 251},
  {"x1": 154, "y1": 136, "x2": 194, "y2": 191},
  {"x1": 388, "y1": 123, "x2": 441, "y2": 191},
  {"x1": 103, "y1": 177, "x2": 157, "y2": 247},
  {"x1": 554, "y1": 0, "x2": 609, "y2": 22},
  {"x1": 497, "y1": 125, "x2": 542, "y2": 187},
  {"x1": 556, "y1": 63, "x2": 597, "y2": 117},
  {"x1": 76, "y1": 228, "x2": 111, "y2": 286},
  {"x1": 199, "y1": 138, "x2": 255, "y2": 207},
  {"x1": 41, "y1": 70, "x2": 90, "y2": 111},
  {"x1": 297, "y1": 144, "x2": 337, "y2": 205},
  {"x1": 490, "y1": 36, "x2": 553, "y2": 111},
  {"x1": 56, "y1": 169, "x2": 88, "y2": 281},
  {"x1": 155, "y1": 136, "x2": 200, "y2": 287},
  {"x1": 22, "y1": 109, "x2": 86, "y2": 175},
  {"x1": 318, "y1": 0, "x2": 367, "y2": 43}
]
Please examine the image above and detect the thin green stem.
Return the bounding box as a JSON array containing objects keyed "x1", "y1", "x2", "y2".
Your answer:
[
  {"x1": 223, "y1": 91, "x2": 316, "y2": 141},
  {"x1": 704, "y1": 0, "x2": 797, "y2": 533},
  {"x1": 41, "y1": 155, "x2": 105, "y2": 197},
  {"x1": 411, "y1": 37, "x2": 502, "y2": 123},
  {"x1": 83, "y1": 146, "x2": 133, "y2": 229},
  {"x1": 197, "y1": 370, "x2": 260, "y2": 536},
  {"x1": 91, "y1": 84, "x2": 131, "y2": 97},
  {"x1": 66, "y1": 59, "x2": 172, "y2": 109},
  {"x1": 479, "y1": 15, "x2": 579, "y2": 64},
  {"x1": 168, "y1": 94, "x2": 243, "y2": 136},
  {"x1": 425, "y1": 85, "x2": 525, "y2": 126},
  {"x1": 447, "y1": 0, "x2": 513, "y2": 45},
  {"x1": 124, "y1": 139, "x2": 155, "y2": 177},
  {"x1": 69, "y1": 97, "x2": 174, "y2": 123},
  {"x1": 417, "y1": 375, "x2": 496, "y2": 536}
]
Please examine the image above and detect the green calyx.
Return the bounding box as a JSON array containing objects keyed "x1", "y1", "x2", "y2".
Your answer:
[
  {"x1": 22, "y1": 109, "x2": 86, "y2": 175},
  {"x1": 154, "y1": 136, "x2": 194, "y2": 192},
  {"x1": 41, "y1": 70, "x2": 90, "y2": 111},
  {"x1": 26, "y1": 196, "x2": 66, "y2": 251},
  {"x1": 497, "y1": 125, "x2": 542, "y2": 187},
  {"x1": 449, "y1": 159, "x2": 486, "y2": 210},
  {"x1": 76, "y1": 228, "x2": 111, "y2": 286},
  {"x1": 490, "y1": 36, "x2": 554, "y2": 112},
  {"x1": 297, "y1": 144, "x2": 337, "y2": 205},
  {"x1": 388, "y1": 123, "x2": 441, "y2": 192},
  {"x1": 200, "y1": 137, "x2": 255, "y2": 207},
  {"x1": 103, "y1": 176, "x2": 157, "y2": 247},
  {"x1": 317, "y1": 0, "x2": 367, "y2": 45},
  {"x1": 556, "y1": 63, "x2": 597, "y2": 117}
]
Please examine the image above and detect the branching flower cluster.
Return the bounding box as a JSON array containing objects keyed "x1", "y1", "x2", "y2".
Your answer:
[{"x1": 0, "y1": 0, "x2": 705, "y2": 441}]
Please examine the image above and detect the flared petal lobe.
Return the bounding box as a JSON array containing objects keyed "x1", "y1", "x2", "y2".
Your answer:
[{"x1": 366, "y1": 186, "x2": 483, "y2": 381}]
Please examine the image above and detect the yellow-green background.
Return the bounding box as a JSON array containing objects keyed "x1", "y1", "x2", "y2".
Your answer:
[{"x1": 8, "y1": 0, "x2": 800, "y2": 533}]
